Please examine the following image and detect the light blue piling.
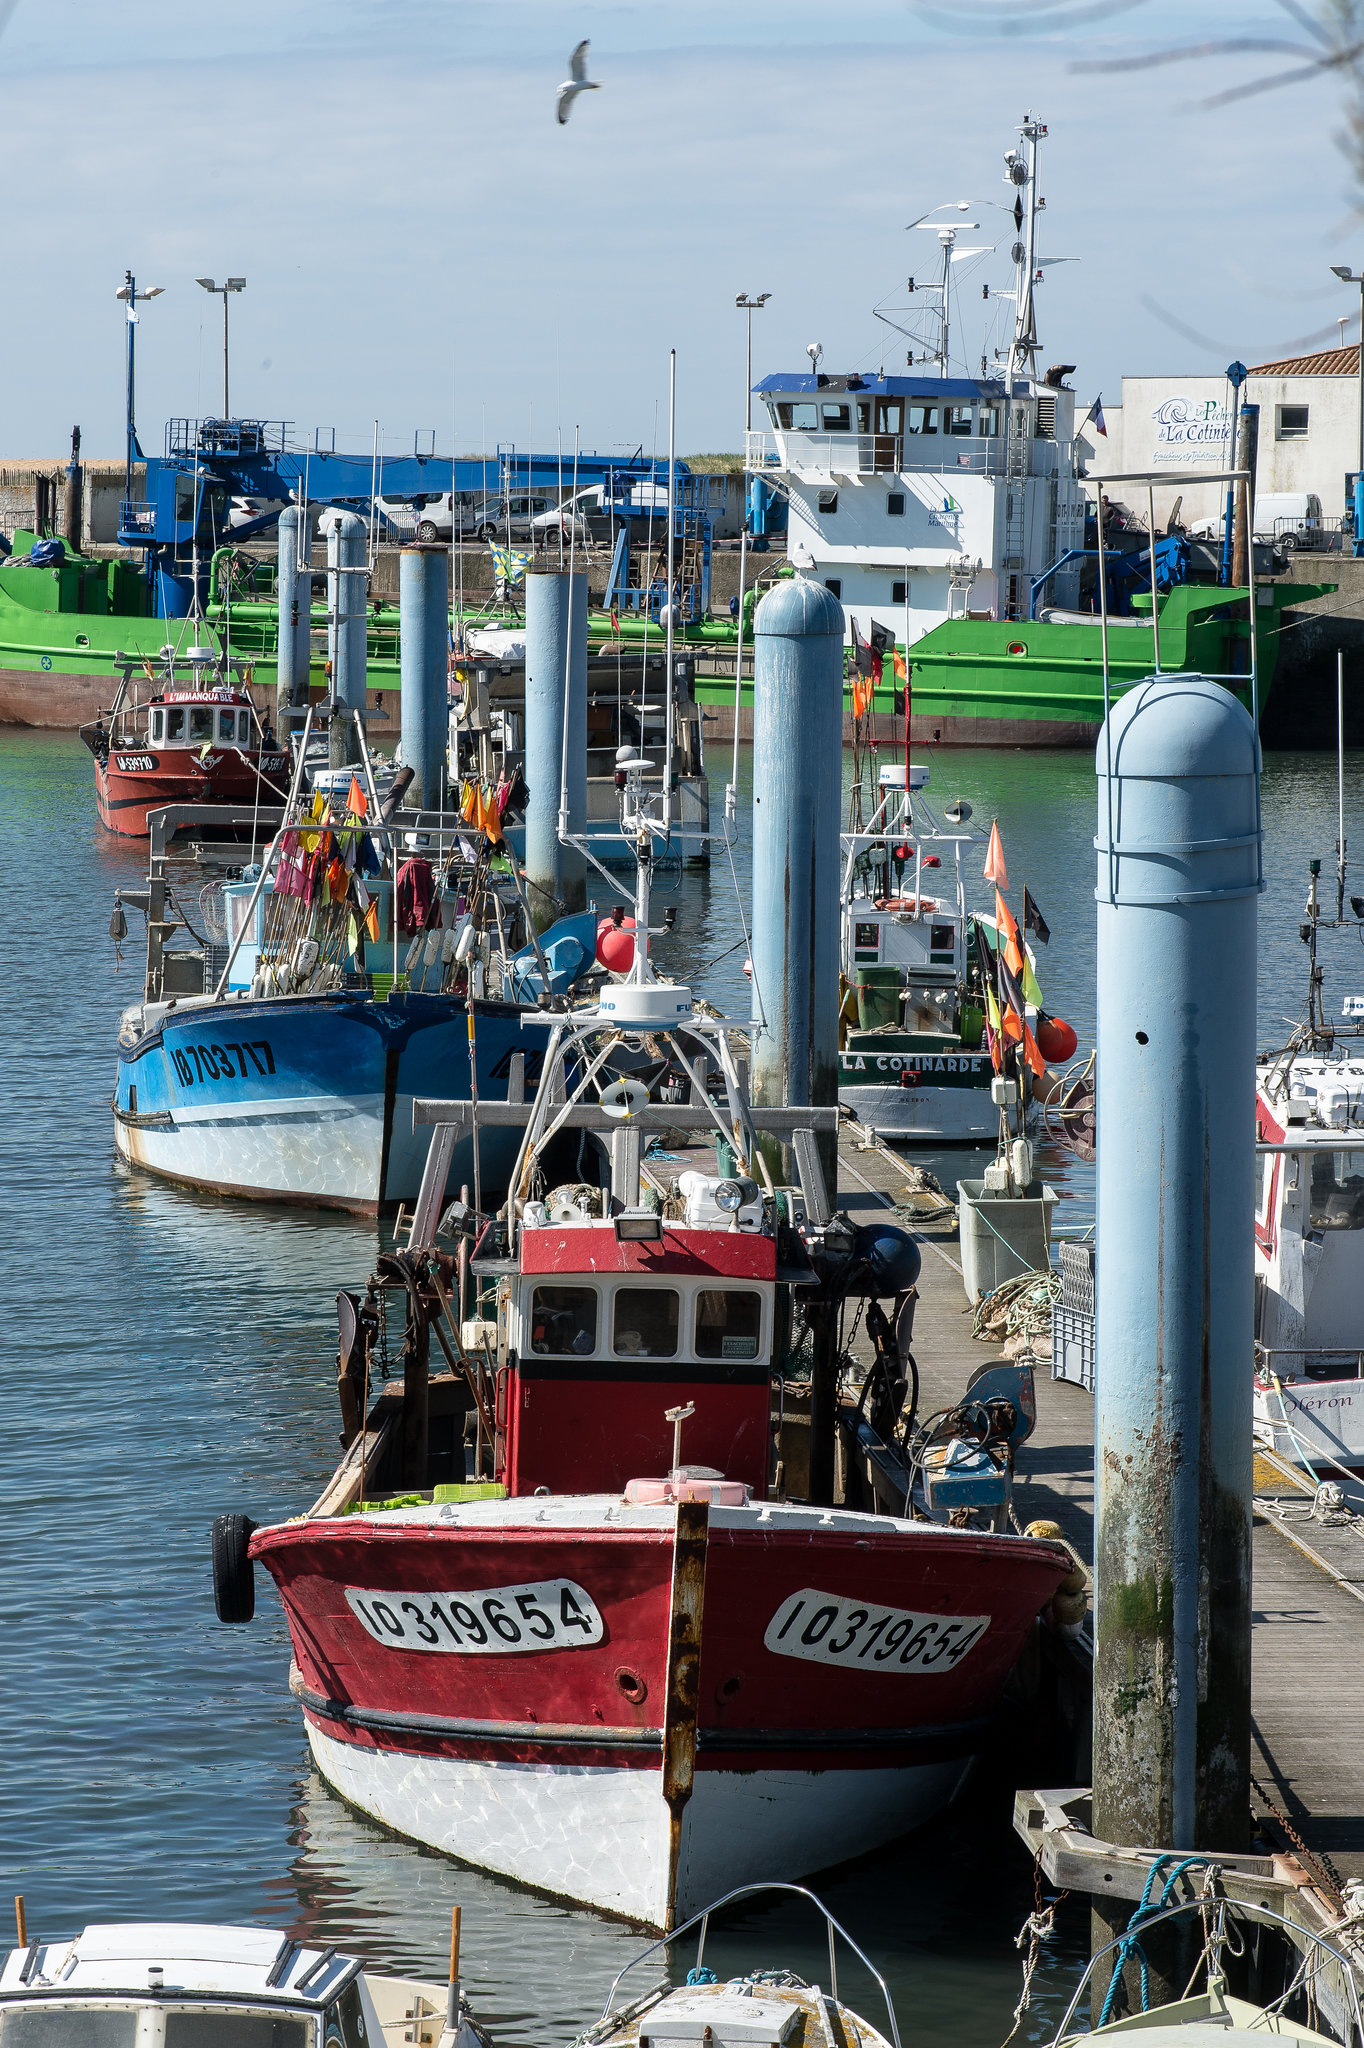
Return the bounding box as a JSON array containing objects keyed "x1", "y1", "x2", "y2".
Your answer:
[
  {"x1": 749, "y1": 575, "x2": 844, "y2": 1179},
  {"x1": 1093, "y1": 672, "x2": 1260, "y2": 1858},
  {"x1": 400, "y1": 546, "x2": 448, "y2": 810},
  {"x1": 524, "y1": 569, "x2": 587, "y2": 930},
  {"x1": 274, "y1": 507, "x2": 311, "y2": 731},
  {"x1": 328, "y1": 510, "x2": 367, "y2": 767}
]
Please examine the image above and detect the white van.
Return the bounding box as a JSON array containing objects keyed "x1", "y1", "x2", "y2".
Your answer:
[{"x1": 1189, "y1": 492, "x2": 1322, "y2": 550}]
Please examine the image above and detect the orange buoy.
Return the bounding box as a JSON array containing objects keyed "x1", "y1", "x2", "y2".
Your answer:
[{"x1": 1036, "y1": 1014, "x2": 1078, "y2": 1063}]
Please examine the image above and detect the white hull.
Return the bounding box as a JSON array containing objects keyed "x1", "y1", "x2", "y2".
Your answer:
[
  {"x1": 305, "y1": 1720, "x2": 969, "y2": 1927},
  {"x1": 116, "y1": 1093, "x2": 390, "y2": 1210},
  {"x1": 840, "y1": 1082, "x2": 996, "y2": 1143},
  {"x1": 1255, "y1": 1379, "x2": 1364, "y2": 1471}
]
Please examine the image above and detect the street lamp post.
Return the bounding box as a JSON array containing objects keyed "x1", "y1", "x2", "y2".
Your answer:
[
  {"x1": 197, "y1": 276, "x2": 247, "y2": 420},
  {"x1": 730, "y1": 292, "x2": 771, "y2": 827},
  {"x1": 1331, "y1": 263, "x2": 1364, "y2": 548},
  {"x1": 114, "y1": 271, "x2": 165, "y2": 510}
]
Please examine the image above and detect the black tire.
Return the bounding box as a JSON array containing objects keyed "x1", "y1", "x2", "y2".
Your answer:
[
  {"x1": 477, "y1": 524, "x2": 497, "y2": 544},
  {"x1": 212, "y1": 1512, "x2": 258, "y2": 1624},
  {"x1": 1278, "y1": 532, "x2": 1297, "y2": 552},
  {"x1": 416, "y1": 520, "x2": 439, "y2": 543}
]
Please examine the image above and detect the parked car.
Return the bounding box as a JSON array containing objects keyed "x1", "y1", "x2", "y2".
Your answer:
[
  {"x1": 374, "y1": 492, "x2": 494, "y2": 541},
  {"x1": 1189, "y1": 491, "x2": 1323, "y2": 551}
]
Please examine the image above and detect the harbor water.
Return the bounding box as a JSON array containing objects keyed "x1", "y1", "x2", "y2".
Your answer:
[{"x1": 3, "y1": 725, "x2": 1359, "y2": 2046}]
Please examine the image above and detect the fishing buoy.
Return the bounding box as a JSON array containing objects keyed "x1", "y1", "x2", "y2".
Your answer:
[
  {"x1": 1036, "y1": 1015, "x2": 1078, "y2": 1063},
  {"x1": 596, "y1": 914, "x2": 637, "y2": 973},
  {"x1": 742, "y1": 957, "x2": 752, "y2": 980}
]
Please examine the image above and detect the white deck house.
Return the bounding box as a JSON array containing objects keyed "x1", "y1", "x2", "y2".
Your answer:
[
  {"x1": 1083, "y1": 345, "x2": 1362, "y2": 533},
  {"x1": 749, "y1": 370, "x2": 1087, "y2": 643}
]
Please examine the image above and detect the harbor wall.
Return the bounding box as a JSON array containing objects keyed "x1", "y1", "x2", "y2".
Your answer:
[{"x1": 0, "y1": 462, "x2": 136, "y2": 549}]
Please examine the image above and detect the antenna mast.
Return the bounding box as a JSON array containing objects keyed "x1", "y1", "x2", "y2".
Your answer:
[{"x1": 1005, "y1": 115, "x2": 1046, "y2": 390}]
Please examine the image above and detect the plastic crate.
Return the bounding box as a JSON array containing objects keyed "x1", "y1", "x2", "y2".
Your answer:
[
  {"x1": 1058, "y1": 1239, "x2": 1096, "y2": 1314},
  {"x1": 1051, "y1": 1302, "x2": 1095, "y2": 1392},
  {"x1": 202, "y1": 944, "x2": 229, "y2": 992}
]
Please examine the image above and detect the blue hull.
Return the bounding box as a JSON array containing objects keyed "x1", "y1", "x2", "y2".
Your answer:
[{"x1": 113, "y1": 990, "x2": 549, "y2": 1213}]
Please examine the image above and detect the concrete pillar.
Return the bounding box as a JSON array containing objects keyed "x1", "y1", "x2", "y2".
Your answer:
[
  {"x1": 400, "y1": 545, "x2": 448, "y2": 810},
  {"x1": 274, "y1": 507, "x2": 312, "y2": 733},
  {"x1": 1093, "y1": 673, "x2": 1259, "y2": 1870},
  {"x1": 524, "y1": 569, "x2": 587, "y2": 931},
  {"x1": 328, "y1": 510, "x2": 367, "y2": 769},
  {"x1": 749, "y1": 574, "x2": 844, "y2": 1184}
]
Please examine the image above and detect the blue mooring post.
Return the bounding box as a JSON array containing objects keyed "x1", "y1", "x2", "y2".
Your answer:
[
  {"x1": 328, "y1": 510, "x2": 367, "y2": 768},
  {"x1": 524, "y1": 569, "x2": 587, "y2": 931},
  {"x1": 400, "y1": 546, "x2": 448, "y2": 810},
  {"x1": 1093, "y1": 674, "x2": 1259, "y2": 1878},
  {"x1": 749, "y1": 574, "x2": 844, "y2": 1179},
  {"x1": 274, "y1": 506, "x2": 310, "y2": 735}
]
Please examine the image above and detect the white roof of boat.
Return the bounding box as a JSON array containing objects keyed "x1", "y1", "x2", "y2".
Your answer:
[{"x1": 0, "y1": 1925, "x2": 357, "y2": 2004}]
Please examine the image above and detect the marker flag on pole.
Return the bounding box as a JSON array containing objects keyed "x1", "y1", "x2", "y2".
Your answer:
[
  {"x1": 983, "y1": 820, "x2": 1008, "y2": 888},
  {"x1": 995, "y1": 888, "x2": 1026, "y2": 978},
  {"x1": 1023, "y1": 887, "x2": 1050, "y2": 946},
  {"x1": 347, "y1": 775, "x2": 368, "y2": 818}
]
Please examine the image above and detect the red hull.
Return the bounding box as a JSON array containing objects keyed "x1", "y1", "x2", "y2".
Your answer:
[
  {"x1": 254, "y1": 1504, "x2": 1068, "y2": 1770},
  {"x1": 95, "y1": 745, "x2": 291, "y2": 836}
]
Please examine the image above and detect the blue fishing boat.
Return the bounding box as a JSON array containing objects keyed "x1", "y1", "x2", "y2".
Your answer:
[{"x1": 109, "y1": 727, "x2": 595, "y2": 1213}]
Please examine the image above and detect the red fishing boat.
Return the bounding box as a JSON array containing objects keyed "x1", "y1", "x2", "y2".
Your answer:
[
  {"x1": 212, "y1": 754, "x2": 1074, "y2": 1928},
  {"x1": 81, "y1": 648, "x2": 290, "y2": 836}
]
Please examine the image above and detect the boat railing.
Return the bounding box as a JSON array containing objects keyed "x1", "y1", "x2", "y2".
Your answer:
[
  {"x1": 1046, "y1": 1892, "x2": 1364, "y2": 2048},
  {"x1": 594, "y1": 1882, "x2": 901, "y2": 2048},
  {"x1": 744, "y1": 429, "x2": 1003, "y2": 481},
  {"x1": 119, "y1": 499, "x2": 156, "y2": 538}
]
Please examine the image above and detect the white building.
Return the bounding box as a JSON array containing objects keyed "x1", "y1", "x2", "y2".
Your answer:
[{"x1": 1083, "y1": 346, "x2": 1361, "y2": 535}]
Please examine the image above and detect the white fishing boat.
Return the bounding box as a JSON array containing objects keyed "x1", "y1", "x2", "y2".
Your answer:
[
  {"x1": 1254, "y1": 840, "x2": 1364, "y2": 1473},
  {"x1": 0, "y1": 1907, "x2": 485, "y2": 2048},
  {"x1": 580, "y1": 1884, "x2": 898, "y2": 2048},
  {"x1": 838, "y1": 765, "x2": 1077, "y2": 1142}
]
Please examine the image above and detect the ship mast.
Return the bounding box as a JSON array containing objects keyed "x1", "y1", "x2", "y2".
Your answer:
[{"x1": 1004, "y1": 116, "x2": 1046, "y2": 392}]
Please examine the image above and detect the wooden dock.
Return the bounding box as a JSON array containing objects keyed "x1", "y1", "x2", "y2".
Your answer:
[{"x1": 834, "y1": 1126, "x2": 1364, "y2": 1911}]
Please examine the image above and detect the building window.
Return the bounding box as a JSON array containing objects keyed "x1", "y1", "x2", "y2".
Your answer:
[
  {"x1": 1276, "y1": 404, "x2": 1309, "y2": 440},
  {"x1": 886, "y1": 493, "x2": 905, "y2": 516},
  {"x1": 892, "y1": 580, "x2": 907, "y2": 604},
  {"x1": 817, "y1": 488, "x2": 839, "y2": 515},
  {"x1": 824, "y1": 578, "x2": 842, "y2": 599}
]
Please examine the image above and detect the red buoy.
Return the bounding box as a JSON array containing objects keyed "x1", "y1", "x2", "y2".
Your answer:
[
  {"x1": 596, "y1": 915, "x2": 637, "y2": 972},
  {"x1": 1036, "y1": 1014, "x2": 1078, "y2": 1063}
]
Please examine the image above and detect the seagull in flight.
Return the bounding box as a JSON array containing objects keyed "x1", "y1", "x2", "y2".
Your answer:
[{"x1": 557, "y1": 40, "x2": 600, "y2": 124}]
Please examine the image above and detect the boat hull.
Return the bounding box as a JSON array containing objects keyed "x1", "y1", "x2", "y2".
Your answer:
[
  {"x1": 253, "y1": 1498, "x2": 1070, "y2": 1925},
  {"x1": 114, "y1": 989, "x2": 545, "y2": 1211},
  {"x1": 94, "y1": 745, "x2": 292, "y2": 836}
]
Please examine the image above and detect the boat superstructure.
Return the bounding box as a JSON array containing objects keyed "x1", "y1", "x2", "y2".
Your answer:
[{"x1": 0, "y1": 1917, "x2": 483, "y2": 2048}]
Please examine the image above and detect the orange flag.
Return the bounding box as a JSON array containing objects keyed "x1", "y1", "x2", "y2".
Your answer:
[
  {"x1": 347, "y1": 775, "x2": 368, "y2": 818},
  {"x1": 851, "y1": 674, "x2": 873, "y2": 721},
  {"x1": 995, "y1": 888, "x2": 1026, "y2": 977},
  {"x1": 1021, "y1": 1020, "x2": 1047, "y2": 1078},
  {"x1": 983, "y1": 819, "x2": 1008, "y2": 888}
]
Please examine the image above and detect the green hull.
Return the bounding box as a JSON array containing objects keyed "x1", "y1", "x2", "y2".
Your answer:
[{"x1": 0, "y1": 529, "x2": 1330, "y2": 748}]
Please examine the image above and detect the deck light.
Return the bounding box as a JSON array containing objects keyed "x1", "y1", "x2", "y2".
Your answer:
[{"x1": 614, "y1": 1211, "x2": 662, "y2": 1242}]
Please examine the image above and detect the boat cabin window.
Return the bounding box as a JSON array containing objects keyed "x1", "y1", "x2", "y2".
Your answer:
[
  {"x1": 824, "y1": 578, "x2": 842, "y2": 599},
  {"x1": 149, "y1": 708, "x2": 165, "y2": 743},
  {"x1": 613, "y1": 1286, "x2": 679, "y2": 1359},
  {"x1": 930, "y1": 922, "x2": 956, "y2": 962},
  {"x1": 886, "y1": 493, "x2": 906, "y2": 516},
  {"x1": 977, "y1": 405, "x2": 1000, "y2": 437},
  {"x1": 695, "y1": 1288, "x2": 763, "y2": 1360},
  {"x1": 164, "y1": 2014, "x2": 309, "y2": 2047},
  {"x1": 907, "y1": 405, "x2": 938, "y2": 435},
  {"x1": 1309, "y1": 1151, "x2": 1364, "y2": 1231},
  {"x1": 1258, "y1": 1153, "x2": 1277, "y2": 1222},
  {"x1": 218, "y1": 709, "x2": 239, "y2": 741},
  {"x1": 854, "y1": 920, "x2": 880, "y2": 953},
  {"x1": 892, "y1": 579, "x2": 907, "y2": 604},
  {"x1": 817, "y1": 489, "x2": 839, "y2": 515},
  {"x1": 189, "y1": 704, "x2": 215, "y2": 743},
  {"x1": 174, "y1": 476, "x2": 196, "y2": 526},
  {"x1": 821, "y1": 402, "x2": 850, "y2": 431},
  {"x1": 240, "y1": 709, "x2": 255, "y2": 742},
  {"x1": 876, "y1": 400, "x2": 902, "y2": 434},
  {"x1": 0, "y1": 2015, "x2": 139, "y2": 2046},
  {"x1": 944, "y1": 405, "x2": 973, "y2": 436},
  {"x1": 164, "y1": 708, "x2": 187, "y2": 743},
  {"x1": 529, "y1": 1285, "x2": 597, "y2": 1356}
]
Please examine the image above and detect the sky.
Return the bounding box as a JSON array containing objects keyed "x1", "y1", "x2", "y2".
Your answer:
[{"x1": 2, "y1": 0, "x2": 1361, "y2": 461}]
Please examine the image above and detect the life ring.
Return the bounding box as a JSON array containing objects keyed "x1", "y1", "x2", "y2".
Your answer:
[
  {"x1": 212, "y1": 1511, "x2": 258, "y2": 1624},
  {"x1": 873, "y1": 896, "x2": 939, "y2": 913}
]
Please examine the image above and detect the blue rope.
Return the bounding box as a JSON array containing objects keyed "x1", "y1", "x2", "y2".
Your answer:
[
  {"x1": 686, "y1": 1967, "x2": 718, "y2": 1986},
  {"x1": 1097, "y1": 1855, "x2": 1214, "y2": 2027}
]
